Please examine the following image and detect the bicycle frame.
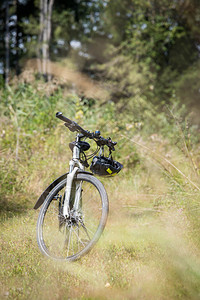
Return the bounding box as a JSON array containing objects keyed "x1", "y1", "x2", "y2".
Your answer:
[{"x1": 34, "y1": 112, "x2": 119, "y2": 211}]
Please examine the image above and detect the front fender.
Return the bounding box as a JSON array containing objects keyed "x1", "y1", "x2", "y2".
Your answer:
[{"x1": 33, "y1": 170, "x2": 93, "y2": 210}]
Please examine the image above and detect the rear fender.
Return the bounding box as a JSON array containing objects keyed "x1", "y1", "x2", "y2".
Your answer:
[{"x1": 33, "y1": 170, "x2": 93, "y2": 210}]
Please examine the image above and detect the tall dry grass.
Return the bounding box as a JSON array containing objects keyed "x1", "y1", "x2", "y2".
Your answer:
[
  {"x1": 0, "y1": 81, "x2": 200, "y2": 299},
  {"x1": 1, "y1": 131, "x2": 200, "y2": 299}
]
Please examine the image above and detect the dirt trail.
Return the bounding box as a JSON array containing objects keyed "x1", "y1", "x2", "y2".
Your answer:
[{"x1": 24, "y1": 59, "x2": 109, "y2": 100}]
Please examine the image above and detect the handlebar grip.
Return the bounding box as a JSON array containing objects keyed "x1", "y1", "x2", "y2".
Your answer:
[{"x1": 56, "y1": 112, "x2": 72, "y2": 124}]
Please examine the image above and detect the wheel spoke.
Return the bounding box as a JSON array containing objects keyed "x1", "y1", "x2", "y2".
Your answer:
[
  {"x1": 67, "y1": 226, "x2": 72, "y2": 257},
  {"x1": 82, "y1": 225, "x2": 95, "y2": 237},
  {"x1": 80, "y1": 222, "x2": 91, "y2": 240},
  {"x1": 63, "y1": 226, "x2": 70, "y2": 248},
  {"x1": 71, "y1": 226, "x2": 86, "y2": 247}
]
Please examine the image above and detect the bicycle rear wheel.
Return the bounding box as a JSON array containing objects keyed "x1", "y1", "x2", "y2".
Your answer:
[{"x1": 37, "y1": 173, "x2": 108, "y2": 261}]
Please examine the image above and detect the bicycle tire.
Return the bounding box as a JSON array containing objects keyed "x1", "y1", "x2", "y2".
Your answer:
[{"x1": 37, "y1": 173, "x2": 109, "y2": 261}]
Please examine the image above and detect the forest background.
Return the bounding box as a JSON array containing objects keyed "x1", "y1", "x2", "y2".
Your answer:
[{"x1": 0, "y1": 0, "x2": 200, "y2": 299}]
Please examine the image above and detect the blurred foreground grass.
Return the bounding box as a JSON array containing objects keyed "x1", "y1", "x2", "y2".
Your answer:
[
  {"x1": 0, "y1": 83, "x2": 200, "y2": 299},
  {"x1": 1, "y1": 179, "x2": 200, "y2": 299}
]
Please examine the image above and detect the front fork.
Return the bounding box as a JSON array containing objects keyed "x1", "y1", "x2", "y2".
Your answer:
[{"x1": 62, "y1": 159, "x2": 84, "y2": 218}]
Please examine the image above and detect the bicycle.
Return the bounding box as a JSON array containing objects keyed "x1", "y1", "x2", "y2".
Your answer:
[{"x1": 34, "y1": 112, "x2": 123, "y2": 261}]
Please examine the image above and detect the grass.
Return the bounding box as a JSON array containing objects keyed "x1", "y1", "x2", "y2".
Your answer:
[
  {"x1": 0, "y1": 83, "x2": 200, "y2": 299},
  {"x1": 1, "y1": 201, "x2": 200, "y2": 299},
  {"x1": 1, "y1": 160, "x2": 200, "y2": 299}
]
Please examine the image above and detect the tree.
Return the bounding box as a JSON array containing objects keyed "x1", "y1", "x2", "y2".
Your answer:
[
  {"x1": 5, "y1": 0, "x2": 10, "y2": 85},
  {"x1": 0, "y1": 0, "x2": 39, "y2": 83},
  {"x1": 38, "y1": 0, "x2": 54, "y2": 79},
  {"x1": 94, "y1": 0, "x2": 200, "y2": 109}
]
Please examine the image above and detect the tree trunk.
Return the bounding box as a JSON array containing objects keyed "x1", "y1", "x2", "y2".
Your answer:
[
  {"x1": 42, "y1": 0, "x2": 47, "y2": 77},
  {"x1": 38, "y1": 0, "x2": 54, "y2": 80},
  {"x1": 5, "y1": 0, "x2": 10, "y2": 85},
  {"x1": 15, "y1": 0, "x2": 20, "y2": 76},
  {"x1": 47, "y1": 0, "x2": 54, "y2": 81},
  {"x1": 37, "y1": 0, "x2": 44, "y2": 74}
]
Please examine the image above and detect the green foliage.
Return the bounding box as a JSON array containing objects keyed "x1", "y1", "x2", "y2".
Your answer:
[
  {"x1": 1, "y1": 0, "x2": 200, "y2": 296},
  {"x1": 1, "y1": 0, "x2": 200, "y2": 118},
  {"x1": 0, "y1": 81, "x2": 200, "y2": 299},
  {"x1": 91, "y1": 0, "x2": 200, "y2": 113},
  {"x1": 0, "y1": 83, "x2": 64, "y2": 132}
]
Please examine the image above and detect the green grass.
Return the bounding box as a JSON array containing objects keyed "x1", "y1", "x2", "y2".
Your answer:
[
  {"x1": 1, "y1": 183, "x2": 200, "y2": 299},
  {"x1": 1, "y1": 159, "x2": 200, "y2": 299},
  {"x1": 0, "y1": 83, "x2": 200, "y2": 299}
]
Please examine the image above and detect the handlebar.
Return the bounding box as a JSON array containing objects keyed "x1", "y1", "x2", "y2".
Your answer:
[
  {"x1": 56, "y1": 112, "x2": 90, "y2": 136},
  {"x1": 56, "y1": 112, "x2": 72, "y2": 124},
  {"x1": 56, "y1": 112, "x2": 117, "y2": 150}
]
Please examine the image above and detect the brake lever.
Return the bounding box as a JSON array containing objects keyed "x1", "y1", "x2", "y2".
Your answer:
[
  {"x1": 64, "y1": 122, "x2": 77, "y2": 132},
  {"x1": 108, "y1": 138, "x2": 117, "y2": 151}
]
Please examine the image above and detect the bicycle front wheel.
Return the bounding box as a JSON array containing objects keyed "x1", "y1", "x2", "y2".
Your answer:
[{"x1": 37, "y1": 173, "x2": 109, "y2": 261}]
